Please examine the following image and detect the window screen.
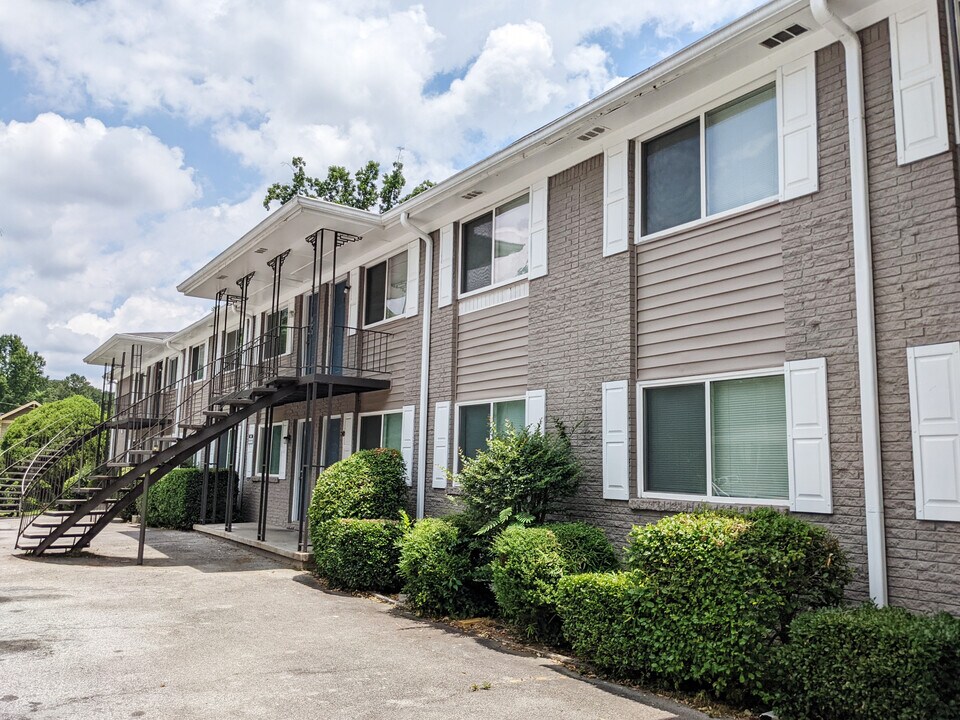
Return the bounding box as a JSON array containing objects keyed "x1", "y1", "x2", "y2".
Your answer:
[
  {"x1": 383, "y1": 413, "x2": 403, "y2": 451},
  {"x1": 461, "y1": 213, "x2": 493, "y2": 293},
  {"x1": 364, "y1": 262, "x2": 387, "y2": 325},
  {"x1": 459, "y1": 404, "x2": 491, "y2": 461},
  {"x1": 642, "y1": 119, "x2": 701, "y2": 235},
  {"x1": 644, "y1": 383, "x2": 707, "y2": 494},
  {"x1": 493, "y1": 195, "x2": 530, "y2": 285},
  {"x1": 710, "y1": 375, "x2": 788, "y2": 499},
  {"x1": 493, "y1": 400, "x2": 526, "y2": 435},
  {"x1": 358, "y1": 415, "x2": 383, "y2": 451},
  {"x1": 706, "y1": 84, "x2": 778, "y2": 215}
]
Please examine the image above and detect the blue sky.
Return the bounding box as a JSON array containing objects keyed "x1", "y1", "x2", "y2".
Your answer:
[{"x1": 0, "y1": 0, "x2": 762, "y2": 380}]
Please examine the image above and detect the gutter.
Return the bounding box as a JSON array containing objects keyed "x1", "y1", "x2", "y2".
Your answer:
[
  {"x1": 810, "y1": 0, "x2": 887, "y2": 606},
  {"x1": 400, "y1": 212, "x2": 433, "y2": 520}
]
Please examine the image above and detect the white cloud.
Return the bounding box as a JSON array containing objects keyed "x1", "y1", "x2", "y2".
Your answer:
[{"x1": 0, "y1": 1, "x2": 763, "y2": 378}]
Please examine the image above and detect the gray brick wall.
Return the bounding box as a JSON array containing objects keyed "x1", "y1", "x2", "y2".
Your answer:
[
  {"x1": 861, "y1": 17, "x2": 960, "y2": 614},
  {"x1": 526, "y1": 152, "x2": 638, "y2": 545}
]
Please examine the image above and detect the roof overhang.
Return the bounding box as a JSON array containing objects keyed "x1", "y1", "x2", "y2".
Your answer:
[
  {"x1": 83, "y1": 333, "x2": 174, "y2": 366},
  {"x1": 177, "y1": 196, "x2": 383, "y2": 302}
]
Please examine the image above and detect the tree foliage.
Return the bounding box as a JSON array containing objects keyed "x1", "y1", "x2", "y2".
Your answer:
[
  {"x1": 37, "y1": 373, "x2": 106, "y2": 405},
  {"x1": 0, "y1": 334, "x2": 46, "y2": 411},
  {"x1": 0, "y1": 395, "x2": 101, "y2": 467},
  {"x1": 262, "y1": 156, "x2": 434, "y2": 213}
]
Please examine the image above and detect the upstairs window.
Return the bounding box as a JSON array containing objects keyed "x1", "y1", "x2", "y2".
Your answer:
[
  {"x1": 364, "y1": 251, "x2": 408, "y2": 325},
  {"x1": 222, "y1": 329, "x2": 240, "y2": 371},
  {"x1": 641, "y1": 84, "x2": 778, "y2": 237},
  {"x1": 264, "y1": 308, "x2": 289, "y2": 358},
  {"x1": 189, "y1": 343, "x2": 205, "y2": 382},
  {"x1": 461, "y1": 194, "x2": 530, "y2": 294},
  {"x1": 358, "y1": 412, "x2": 403, "y2": 451}
]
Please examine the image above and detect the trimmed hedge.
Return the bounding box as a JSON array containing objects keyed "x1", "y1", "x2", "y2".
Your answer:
[
  {"x1": 314, "y1": 518, "x2": 403, "y2": 592},
  {"x1": 490, "y1": 523, "x2": 619, "y2": 642},
  {"x1": 308, "y1": 449, "x2": 407, "y2": 533},
  {"x1": 397, "y1": 513, "x2": 494, "y2": 618},
  {"x1": 768, "y1": 605, "x2": 960, "y2": 720},
  {"x1": 557, "y1": 509, "x2": 851, "y2": 701},
  {"x1": 144, "y1": 467, "x2": 234, "y2": 530}
]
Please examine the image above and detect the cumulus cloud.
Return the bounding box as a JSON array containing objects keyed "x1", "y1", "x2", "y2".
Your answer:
[{"x1": 0, "y1": 1, "x2": 762, "y2": 378}]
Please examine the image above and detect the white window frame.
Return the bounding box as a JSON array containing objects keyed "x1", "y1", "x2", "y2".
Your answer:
[
  {"x1": 636, "y1": 366, "x2": 790, "y2": 506},
  {"x1": 263, "y1": 305, "x2": 293, "y2": 357},
  {"x1": 362, "y1": 249, "x2": 409, "y2": 329},
  {"x1": 458, "y1": 191, "x2": 531, "y2": 300},
  {"x1": 221, "y1": 327, "x2": 241, "y2": 371},
  {"x1": 256, "y1": 420, "x2": 287, "y2": 479},
  {"x1": 357, "y1": 410, "x2": 404, "y2": 450},
  {"x1": 453, "y1": 395, "x2": 527, "y2": 472},
  {"x1": 189, "y1": 341, "x2": 207, "y2": 384},
  {"x1": 635, "y1": 75, "x2": 779, "y2": 244}
]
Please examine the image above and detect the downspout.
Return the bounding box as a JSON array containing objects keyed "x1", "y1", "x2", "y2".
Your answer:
[
  {"x1": 810, "y1": 0, "x2": 887, "y2": 606},
  {"x1": 400, "y1": 211, "x2": 433, "y2": 520}
]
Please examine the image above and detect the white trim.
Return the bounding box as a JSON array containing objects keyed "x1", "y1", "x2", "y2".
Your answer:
[
  {"x1": 401, "y1": 404, "x2": 416, "y2": 486},
  {"x1": 432, "y1": 401, "x2": 451, "y2": 488},
  {"x1": 635, "y1": 197, "x2": 779, "y2": 246},
  {"x1": 785, "y1": 357, "x2": 833, "y2": 514},
  {"x1": 636, "y1": 366, "x2": 790, "y2": 506},
  {"x1": 602, "y1": 141, "x2": 630, "y2": 257},
  {"x1": 634, "y1": 75, "x2": 778, "y2": 242},
  {"x1": 341, "y1": 412, "x2": 355, "y2": 457},
  {"x1": 357, "y1": 409, "x2": 404, "y2": 447},
  {"x1": 528, "y1": 178, "x2": 548, "y2": 279},
  {"x1": 601, "y1": 380, "x2": 631, "y2": 500},
  {"x1": 347, "y1": 268, "x2": 360, "y2": 335},
  {"x1": 777, "y1": 52, "x2": 819, "y2": 200},
  {"x1": 525, "y1": 389, "x2": 546, "y2": 431},
  {"x1": 457, "y1": 191, "x2": 531, "y2": 298},
  {"x1": 458, "y1": 279, "x2": 529, "y2": 316}
]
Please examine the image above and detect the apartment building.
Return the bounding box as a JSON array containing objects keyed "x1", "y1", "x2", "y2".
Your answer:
[{"x1": 59, "y1": 0, "x2": 960, "y2": 614}]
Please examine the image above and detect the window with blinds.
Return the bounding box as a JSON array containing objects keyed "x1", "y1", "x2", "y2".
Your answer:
[{"x1": 642, "y1": 373, "x2": 788, "y2": 502}]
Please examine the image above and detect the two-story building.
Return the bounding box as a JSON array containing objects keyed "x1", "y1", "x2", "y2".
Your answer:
[{"x1": 73, "y1": 0, "x2": 960, "y2": 614}]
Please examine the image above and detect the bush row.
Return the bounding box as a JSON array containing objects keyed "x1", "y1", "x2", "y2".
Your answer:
[{"x1": 144, "y1": 466, "x2": 235, "y2": 529}]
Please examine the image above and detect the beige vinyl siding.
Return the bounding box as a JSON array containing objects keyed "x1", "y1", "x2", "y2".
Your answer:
[
  {"x1": 359, "y1": 315, "x2": 411, "y2": 412},
  {"x1": 637, "y1": 203, "x2": 785, "y2": 380},
  {"x1": 457, "y1": 298, "x2": 529, "y2": 403}
]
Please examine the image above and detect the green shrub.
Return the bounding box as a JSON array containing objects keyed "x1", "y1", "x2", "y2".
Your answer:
[
  {"x1": 308, "y1": 449, "x2": 407, "y2": 538},
  {"x1": 490, "y1": 523, "x2": 619, "y2": 643},
  {"x1": 314, "y1": 518, "x2": 403, "y2": 592},
  {"x1": 453, "y1": 421, "x2": 580, "y2": 534},
  {"x1": 548, "y1": 522, "x2": 620, "y2": 574},
  {"x1": 397, "y1": 513, "x2": 494, "y2": 618},
  {"x1": 558, "y1": 509, "x2": 851, "y2": 701},
  {"x1": 144, "y1": 467, "x2": 235, "y2": 530},
  {"x1": 0, "y1": 395, "x2": 100, "y2": 467},
  {"x1": 768, "y1": 605, "x2": 960, "y2": 720}
]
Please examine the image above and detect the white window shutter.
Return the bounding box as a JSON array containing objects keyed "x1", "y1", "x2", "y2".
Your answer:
[
  {"x1": 601, "y1": 380, "x2": 630, "y2": 500},
  {"x1": 342, "y1": 412, "x2": 354, "y2": 458},
  {"x1": 777, "y1": 53, "x2": 819, "y2": 201},
  {"x1": 785, "y1": 358, "x2": 833, "y2": 514},
  {"x1": 890, "y1": 0, "x2": 949, "y2": 165},
  {"x1": 529, "y1": 179, "x2": 548, "y2": 278},
  {"x1": 405, "y1": 240, "x2": 420, "y2": 318},
  {"x1": 401, "y1": 404, "x2": 416, "y2": 486},
  {"x1": 278, "y1": 420, "x2": 289, "y2": 479},
  {"x1": 907, "y1": 342, "x2": 960, "y2": 521},
  {"x1": 438, "y1": 223, "x2": 454, "y2": 308},
  {"x1": 347, "y1": 268, "x2": 360, "y2": 335},
  {"x1": 602, "y1": 142, "x2": 629, "y2": 257},
  {"x1": 525, "y1": 389, "x2": 546, "y2": 430},
  {"x1": 432, "y1": 401, "x2": 451, "y2": 488}
]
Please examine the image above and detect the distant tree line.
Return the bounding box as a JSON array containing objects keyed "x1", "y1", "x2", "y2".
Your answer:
[{"x1": 0, "y1": 334, "x2": 108, "y2": 412}]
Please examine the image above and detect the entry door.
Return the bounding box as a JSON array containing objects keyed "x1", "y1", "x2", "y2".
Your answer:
[
  {"x1": 330, "y1": 280, "x2": 347, "y2": 373},
  {"x1": 290, "y1": 419, "x2": 312, "y2": 522},
  {"x1": 323, "y1": 417, "x2": 342, "y2": 469},
  {"x1": 305, "y1": 292, "x2": 319, "y2": 374}
]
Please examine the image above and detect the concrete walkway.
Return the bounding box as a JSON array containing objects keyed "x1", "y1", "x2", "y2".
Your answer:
[{"x1": 0, "y1": 518, "x2": 706, "y2": 720}]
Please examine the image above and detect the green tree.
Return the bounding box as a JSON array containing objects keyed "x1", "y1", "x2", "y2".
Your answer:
[
  {"x1": 0, "y1": 334, "x2": 46, "y2": 411},
  {"x1": 38, "y1": 373, "x2": 105, "y2": 406},
  {"x1": 263, "y1": 156, "x2": 433, "y2": 213}
]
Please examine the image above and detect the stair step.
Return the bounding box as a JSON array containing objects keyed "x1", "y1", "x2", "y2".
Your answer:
[
  {"x1": 180, "y1": 423, "x2": 206, "y2": 431},
  {"x1": 227, "y1": 398, "x2": 254, "y2": 406},
  {"x1": 32, "y1": 520, "x2": 96, "y2": 529},
  {"x1": 203, "y1": 410, "x2": 229, "y2": 418},
  {"x1": 127, "y1": 449, "x2": 155, "y2": 457},
  {"x1": 248, "y1": 387, "x2": 271, "y2": 397},
  {"x1": 157, "y1": 436, "x2": 181, "y2": 442},
  {"x1": 20, "y1": 530, "x2": 88, "y2": 539}
]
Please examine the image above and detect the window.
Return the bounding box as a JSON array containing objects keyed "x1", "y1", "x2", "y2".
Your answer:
[
  {"x1": 641, "y1": 373, "x2": 788, "y2": 501},
  {"x1": 257, "y1": 423, "x2": 283, "y2": 476},
  {"x1": 461, "y1": 194, "x2": 530, "y2": 294},
  {"x1": 166, "y1": 356, "x2": 179, "y2": 387},
  {"x1": 457, "y1": 399, "x2": 526, "y2": 464},
  {"x1": 222, "y1": 329, "x2": 240, "y2": 371},
  {"x1": 264, "y1": 308, "x2": 289, "y2": 358},
  {"x1": 189, "y1": 343, "x2": 205, "y2": 382},
  {"x1": 641, "y1": 84, "x2": 778, "y2": 236},
  {"x1": 358, "y1": 412, "x2": 402, "y2": 451},
  {"x1": 364, "y1": 251, "x2": 407, "y2": 325}
]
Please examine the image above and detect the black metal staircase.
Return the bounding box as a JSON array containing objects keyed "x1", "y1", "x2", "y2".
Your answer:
[{"x1": 13, "y1": 322, "x2": 390, "y2": 556}]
